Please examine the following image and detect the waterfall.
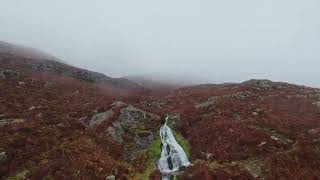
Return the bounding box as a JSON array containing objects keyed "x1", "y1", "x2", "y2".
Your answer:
[{"x1": 157, "y1": 116, "x2": 190, "y2": 179}]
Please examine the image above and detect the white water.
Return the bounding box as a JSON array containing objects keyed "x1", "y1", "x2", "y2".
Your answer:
[{"x1": 158, "y1": 116, "x2": 190, "y2": 179}]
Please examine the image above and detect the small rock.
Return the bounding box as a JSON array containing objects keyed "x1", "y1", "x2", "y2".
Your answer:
[
  {"x1": 295, "y1": 94, "x2": 308, "y2": 98},
  {"x1": 106, "y1": 175, "x2": 115, "y2": 180},
  {"x1": 313, "y1": 138, "x2": 320, "y2": 143},
  {"x1": 233, "y1": 91, "x2": 252, "y2": 99},
  {"x1": 0, "y1": 119, "x2": 7, "y2": 126},
  {"x1": 78, "y1": 117, "x2": 87, "y2": 122},
  {"x1": 258, "y1": 142, "x2": 267, "y2": 147},
  {"x1": 28, "y1": 106, "x2": 36, "y2": 111},
  {"x1": 0, "y1": 119, "x2": 25, "y2": 126},
  {"x1": 231, "y1": 162, "x2": 238, "y2": 166},
  {"x1": 44, "y1": 81, "x2": 55, "y2": 88},
  {"x1": 312, "y1": 101, "x2": 320, "y2": 108},
  {"x1": 0, "y1": 69, "x2": 22, "y2": 80},
  {"x1": 0, "y1": 152, "x2": 7, "y2": 163},
  {"x1": 308, "y1": 129, "x2": 319, "y2": 134},
  {"x1": 200, "y1": 151, "x2": 213, "y2": 160},
  {"x1": 0, "y1": 73, "x2": 5, "y2": 80},
  {"x1": 18, "y1": 81, "x2": 26, "y2": 86},
  {"x1": 36, "y1": 113, "x2": 43, "y2": 118},
  {"x1": 57, "y1": 123, "x2": 65, "y2": 127},
  {"x1": 271, "y1": 136, "x2": 279, "y2": 141},
  {"x1": 195, "y1": 96, "x2": 217, "y2": 109},
  {"x1": 206, "y1": 153, "x2": 213, "y2": 160},
  {"x1": 252, "y1": 112, "x2": 259, "y2": 116},
  {"x1": 111, "y1": 101, "x2": 127, "y2": 108}
]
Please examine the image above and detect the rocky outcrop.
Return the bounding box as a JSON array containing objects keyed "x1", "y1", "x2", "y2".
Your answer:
[
  {"x1": 106, "y1": 105, "x2": 160, "y2": 161},
  {"x1": 0, "y1": 58, "x2": 142, "y2": 90},
  {"x1": 242, "y1": 79, "x2": 289, "y2": 90},
  {"x1": 141, "y1": 101, "x2": 165, "y2": 108},
  {"x1": 89, "y1": 110, "x2": 114, "y2": 127},
  {"x1": 195, "y1": 91, "x2": 254, "y2": 109},
  {"x1": 232, "y1": 91, "x2": 253, "y2": 99},
  {"x1": 134, "y1": 130, "x2": 154, "y2": 149},
  {"x1": 107, "y1": 122, "x2": 125, "y2": 143},
  {"x1": 117, "y1": 105, "x2": 148, "y2": 129},
  {"x1": 0, "y1": 152, "x2": 7, "y2": 163},
  {"x1": 106, "y1": 175, "x2": 115, "y2": 180},
  {"x1": 71, "y1": 69, "x2": 110, "y2": 83},
  {"x1": 111, "y1": 101, "x2": 127, "y2": 108},
  {"x1": 0, "y1": 68, "x2": 22, "y2": 80},
  {"x1": 312, "y1": 101, "x2": 320, "y2": 108},
  {"x1": 0, "y1": 118, "x2": 25, "y2": 126},
  {"x1": 195, "y1": 96, "x2": 217, "y2": 109}
]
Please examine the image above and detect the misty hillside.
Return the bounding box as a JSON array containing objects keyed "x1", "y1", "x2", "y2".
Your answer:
[
  {"x1": 1, "y1": 42, "x2": 320, "y2": 179},
  {"x1": 124, "y1": 74, "x2": 198, "y2": 93},
  {"x1": 0, "y1": 41, "x2": 143, "y2": 91},
  {"x1": 0, "y1": 41, "x2": 61, "y2": 62},
  {"x1": 1, "y1": 0, "x2": 320, "y2": 179}
]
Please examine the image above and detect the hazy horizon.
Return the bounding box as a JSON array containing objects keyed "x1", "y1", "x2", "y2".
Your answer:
[{"x1": 1, "y1": 0, "x2": 319, "y2": 87}]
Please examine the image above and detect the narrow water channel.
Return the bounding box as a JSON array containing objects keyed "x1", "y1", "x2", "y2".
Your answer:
[{"x1": 157, "y1": 116, "x2": 190, "y2": 180}]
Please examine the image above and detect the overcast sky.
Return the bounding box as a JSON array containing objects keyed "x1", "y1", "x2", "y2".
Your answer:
[{"x1": 1, "y1": 0, "x2": 319, "y2": 86}]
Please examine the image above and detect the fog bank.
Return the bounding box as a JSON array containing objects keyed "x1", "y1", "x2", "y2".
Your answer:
[{"x1": 1, "y1": 0, "x2": 319, "y2": 87}]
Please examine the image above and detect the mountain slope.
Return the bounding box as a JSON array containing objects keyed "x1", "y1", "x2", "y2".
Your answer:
[
  {"x1": 0, "y1": 41, "x2": 143, "y2": 91},
  {"x1": 0, "y1": 41, "x2": 61, "y2": 62},
  {"x1": 142, "y1": 80, "x2": 320, "y2": 179},
  {"x1": 1, "y1": 42, "x2": 320, "y2": 179}
]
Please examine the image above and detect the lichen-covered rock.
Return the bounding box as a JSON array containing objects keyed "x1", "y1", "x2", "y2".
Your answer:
[
  {"x1": 135, "y1": 130, "x2": 154, "y2": 149},
  {"x1": 89, "y1": 110, "x2": 114, "y2": 127},
  {"x1": 106, "y1": 175, "x2": 115, "y2": 180},
  {"x1": 0, "y1": 118, "x2": 25, "y2": 126},
  {"x1": 107, "y1": 122, "x2": 124, "y2": 144},
  {"x1": 0, "y1": 114, "x2": 5, "y2": 119},
  {"x1": 111, "y1": 101, "x2": 127, "y2": 108},
  {"x1": 107, "y1": 106, "x2": 151, "y2": 142},
  {"x1": 0, "y1": 152, "x2": 7, "y2": 163},
  {"x1": 106, "y1": 105, "x2": 160, "y2": 161},
  {"x1": 0, "y1": 69, "x2": 22, "y2": 80},
  {"x1": 0, "y1": 72, "x2": 5, "y2": 79},
  {"x1": 44, "y1": 81, "x2": 55, "y2": 88},
  {"x1": 195, "y1": 96, "x2": 217, "y2": 109},
  {"x1": 141, "y1": 101, "x2": 165, "y2": 108},
  {"x1": 312, "y1": 101, "x2": 320, "y2": 108},
  {"x1": 118, "y1": 105, "x2": 146, "y2": 125},
  {"x1": 243, "y1": 79, "x2": 289, "y2": 90},
  {"x1": 233, "y1": 91, "x2": 253, "y2": 99},
  {"x1": 18, "y1": 81, "x2": 26, "y2": 86}
]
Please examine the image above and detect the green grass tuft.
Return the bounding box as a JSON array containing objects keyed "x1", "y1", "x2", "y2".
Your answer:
[
  {"x1": 148, "y1": 137, "x2": 162, "y2": 162},
  {"x1": 167, "y1": 115, "x2": 191, "y2": 159},
  {"x1": 171, "y1": 129, "x2": 191, "y2": 159},
  {"x1": 5, "y1": 169, "x2": 29, "y2": 180},
  {"x1": 134, "y1": 135, "x2": 162, "y2": 180}
]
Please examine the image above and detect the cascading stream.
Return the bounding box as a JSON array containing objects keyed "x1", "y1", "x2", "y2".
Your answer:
[{"x1": 158, "y1": 116, "x2": 190, "y2": 179}]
